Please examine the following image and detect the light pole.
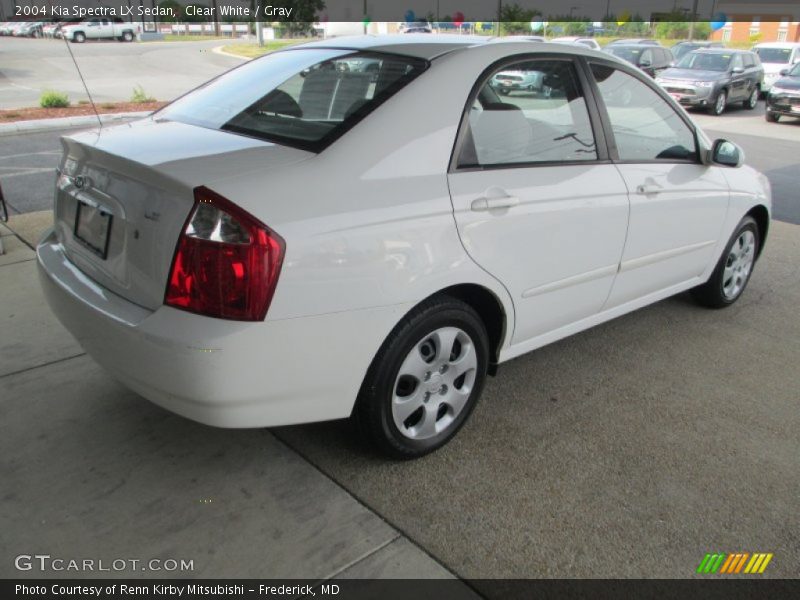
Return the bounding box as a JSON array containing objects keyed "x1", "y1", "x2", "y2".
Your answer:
[{"x1": 687, "y1": 0, "x2": 699, "y2": 40}]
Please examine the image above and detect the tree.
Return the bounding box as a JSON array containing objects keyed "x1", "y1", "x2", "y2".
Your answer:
[
  {"x1": 157, "y1": 0, "x2": 181, "y2": 22},
  {"x1": 276, "y1": 0, "x2": 326, "y2": 37},
  {"x1": 498, "y1": 3, "x2": 541, "y2": 36}
]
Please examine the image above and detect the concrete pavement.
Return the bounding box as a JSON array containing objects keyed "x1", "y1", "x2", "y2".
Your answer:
[
  {"x1": 0, "y1": 221, "x2": 464, "y2": 582},
  {"x1": 1, "y1": 212, "x2": 798, "y2": 584}
]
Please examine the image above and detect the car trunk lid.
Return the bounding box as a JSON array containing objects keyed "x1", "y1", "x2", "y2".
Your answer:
[{"x1": 54, "y1": 119, "x2": 312, "y2": 311}]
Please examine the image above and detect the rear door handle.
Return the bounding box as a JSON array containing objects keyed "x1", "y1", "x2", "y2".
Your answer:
[
  {"x1": 636, "y1": 184, "x2": 663, "y2": 195},
  {"x1": 471, "y1": 196, "x2": 520, "y2": 211}
]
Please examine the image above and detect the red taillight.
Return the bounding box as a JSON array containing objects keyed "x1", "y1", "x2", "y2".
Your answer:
[{"x1": 165, "y1": 187, "x2": 285, "y2": 321}]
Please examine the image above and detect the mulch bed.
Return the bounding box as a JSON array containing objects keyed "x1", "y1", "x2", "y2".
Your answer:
[{"x1": 0, "y1": 102, "x2": 168, "y2": 123}]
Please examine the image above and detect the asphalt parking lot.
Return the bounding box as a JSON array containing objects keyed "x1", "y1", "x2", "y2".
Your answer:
[
  {"x1": 0, "y1": 37, "x2": 243, "y2": 109},
  {"x1": 1, "y1": 51, "x2": 799, "y2": 584}
]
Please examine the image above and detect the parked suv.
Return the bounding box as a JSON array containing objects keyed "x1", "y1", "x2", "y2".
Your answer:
[
  {"x1": 604, "y1": 43, "x2": 674, "y2": 78},
  {"x1": 766, "y1": 62, "x2": 800, "y2": 122},
  {"x1": 753, "y1": 42, "x2": 800, "y2": 94},
  {"x1": 656, "y1": 48, "x2": 763, "y2": 115}
]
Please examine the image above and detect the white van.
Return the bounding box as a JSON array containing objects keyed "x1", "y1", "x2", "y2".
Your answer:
[{"x1": 753, "y1": 42, "x2": 800, "y2": 93}]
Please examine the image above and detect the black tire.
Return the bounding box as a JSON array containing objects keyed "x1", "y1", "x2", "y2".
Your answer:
[
  {"x1": 709, "y1": 89, "x2": 727, "y2": 115},
  {"x1": 354, "y1": 295, "x2": 489, "y2": 459},
  {"x1": 766, "y1": 111, "x2": 780, "y2": 123},
  {"x1": 743, "y1": 87, "x2": 758, "y2": 110},
  {"x1": 122, "y1": 30, "x2": 134, "y2": 42},
  {"x1": 499, "y1": 88, "x2": 510, "y2": 96},
  {"x1": 73, "y1": 32, "x2": 85, "y2": 43},
  {"x1": 691, "y1": 216, "x2": 760, "y2": 309}
]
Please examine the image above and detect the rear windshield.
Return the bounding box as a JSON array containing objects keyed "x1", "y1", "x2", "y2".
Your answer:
[
  {"x1": 156, "y1": 48, "x2": 428, "y2": 152},
  {"x1": 676, "y1": 52, "x2": 732, "y2": 71},
  {"x1": 605, "y1": 46, "x2": 643, "y2": 62},
  {"x1": 754, "y1": 47, "x2": 792, "y2": 63}
]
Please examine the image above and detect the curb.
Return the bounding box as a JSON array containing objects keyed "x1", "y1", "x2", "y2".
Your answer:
[
  {"x1": 0, "y1": 111, "x2": 153, "y2": 137},
  {"x1": 212, "y1": 44, "x2": 251, "y2": 61}
]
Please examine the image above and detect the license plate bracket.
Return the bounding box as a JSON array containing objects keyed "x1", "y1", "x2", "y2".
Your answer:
[{"x1": 74, "y1": 201, "x2": 113, "y2": 259}]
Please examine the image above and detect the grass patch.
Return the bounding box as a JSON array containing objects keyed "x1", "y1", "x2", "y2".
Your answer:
[
  {"x1": 221, "y1": 40, "x2": 305, "y2": 58},
  {"x1": 39, "y1": 90, "x2": 69, "y2": 109},
  {"x1": 131, "y1": 85, "x2": 156, "y2": 103}
]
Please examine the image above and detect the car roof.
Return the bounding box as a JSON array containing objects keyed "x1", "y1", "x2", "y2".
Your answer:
[
  {"x1": 695, "y1": 47, "x2": 750, "y2": 55},
  {"x1": 291, "y1": 34, "x2": 492, "y2": 60},
  {"x1": 754, "y1": 41, "x2": 800, "y2": 48}
]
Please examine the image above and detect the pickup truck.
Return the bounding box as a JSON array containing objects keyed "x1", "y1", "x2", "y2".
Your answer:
[{"x1": 61, "y1": 18, "x2": 139, "y2": 43}]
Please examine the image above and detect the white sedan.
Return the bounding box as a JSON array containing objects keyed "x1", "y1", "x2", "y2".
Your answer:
[{"x1": 39, "y1": 35, "x2": 771, "y2": 458}]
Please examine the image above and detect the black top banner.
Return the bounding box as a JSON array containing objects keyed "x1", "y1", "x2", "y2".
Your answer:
[{"x1": 4, "y1": 0, "x2": 798, "y2": 23}]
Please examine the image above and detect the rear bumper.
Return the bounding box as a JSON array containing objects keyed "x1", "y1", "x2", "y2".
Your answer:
[{"x1": 37, "y1": 229, "x2": 407, "y2": 428}]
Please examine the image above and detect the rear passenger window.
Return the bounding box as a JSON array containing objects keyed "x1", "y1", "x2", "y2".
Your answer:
[
  {"x1": 458, "y1": 60, "x2": 597, "y2": 167},
  {"x1": 590, "y1": 64, "x2": 697, "y2": 162}
]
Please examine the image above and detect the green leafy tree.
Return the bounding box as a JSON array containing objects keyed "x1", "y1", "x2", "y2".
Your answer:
[
  {"x1": 157, "y1": 0, "x2": 181, "y2": 22},
  {"x1": 273, "y1": 0, "x2": 326, "y2": 37},
  {"x1": 499, "y1": 3, "x2": 541, "y2": 35}
]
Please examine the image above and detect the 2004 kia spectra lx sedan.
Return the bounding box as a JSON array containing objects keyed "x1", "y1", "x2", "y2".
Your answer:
[{"x1": 38, "y1": 36, "x2": 771, "y2": 458}]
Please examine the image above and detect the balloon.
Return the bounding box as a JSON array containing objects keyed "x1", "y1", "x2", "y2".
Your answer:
[
  {"x1": 710, "y1": 13, "x2": 727, "y2": 32},
  {"x1": 453, "y1": 11, "x2": 464, "y2": 26},
  {"x1": 404, "y1": 10, "x2": 415, "y2": 23},
  {"x1": 530, "y1": 18, "x2": 543, "y2": 32}
]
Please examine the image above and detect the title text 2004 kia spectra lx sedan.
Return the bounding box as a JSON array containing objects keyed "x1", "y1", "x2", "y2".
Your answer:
[{"x1": 38, "y1": 36, "x2": 771, "y2": 458}]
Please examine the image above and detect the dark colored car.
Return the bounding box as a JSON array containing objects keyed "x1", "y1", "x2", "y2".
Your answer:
[
  {"x1": 655, "y1": 48, "x2": 763, "y2": 115},
  {"x1": 604, "y1": 44, "x2": 674, "y2": 78},
  {"x1": 671, "y1": 41, "x2": 725, "y2": 62},
  {"x1": 766, "y1": 62, "x2": 800, "y2": 122}
]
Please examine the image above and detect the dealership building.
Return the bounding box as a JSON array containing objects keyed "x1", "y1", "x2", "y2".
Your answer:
[{"x1": 711, "y1": 2, "x2": 799, "y2": 43}]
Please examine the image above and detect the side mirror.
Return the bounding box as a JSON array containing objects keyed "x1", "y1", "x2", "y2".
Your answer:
[
  {"x1": 639, "y1": 60, "x2": 651, "y2": 67},
  {"x1": 711, "y1": 139, "x2": 744, "y2": 168},
  {"x1": 779, "y1": 68, "x2": 789, "y2": 76},
  {"x1": 732, "y1": 66, "x2": 744, "y2": 74}
]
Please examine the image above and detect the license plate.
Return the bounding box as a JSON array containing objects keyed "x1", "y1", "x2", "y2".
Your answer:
[
  {"x1": 74, "y1": 201, "x2": 112, "y2": 259},
  {"x1": 670, "y1": 93, "x2": 683, "y2": 101}
]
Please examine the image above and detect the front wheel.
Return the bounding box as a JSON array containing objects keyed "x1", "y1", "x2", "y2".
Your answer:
[
  {"x1": 691, "y1": 216, "x2": 759, "y2": 308},
  {"x1": 354, "y1": 296, "x2": 489, "y2": 459},
  {"x1": 72, "y1": 32, "x2": 85, "y2": 43},
  {"x1": 709, "y1": 90, "x2": 727, "y2": 115},
  {"x1": 766, "y1": 111, "x2": 780, "y2": 122},
  {"x1": 743, "y1": 87, "x2": 758, "y2": 109}
]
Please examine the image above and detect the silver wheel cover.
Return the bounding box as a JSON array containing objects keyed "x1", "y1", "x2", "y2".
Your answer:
[{"x1": 391, "y1": 327, "x2": 478, "y2": 440}]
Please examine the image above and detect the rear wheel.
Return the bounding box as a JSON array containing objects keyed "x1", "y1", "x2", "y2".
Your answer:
[
  {"x1": 709, "y1": 90, "x2": 727, "y2": 115},
  {"x1": 691, "y1": 216, "x2": 759, "y2": 308},
  {"x1": 122, "y1": 30, "x2": 134, "y2": 42},
  {"x1": 354, "y1": 296, "x2": 489, "y2": 459},
  {"x1": 73, "y1": 32, "x2": 85, "y2": 43},
  {"x1": 743, "y1": 87, "x2": 758, "y2": 109},
  {"x1": 766, "y1": 111, "x2": 780, "y2": 122}
]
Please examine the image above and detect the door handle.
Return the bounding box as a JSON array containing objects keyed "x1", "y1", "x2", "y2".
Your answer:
[
  {"x1": 636, "y1": 184, "x2": 663, "y2": 195},
  {"x1": 471, "y1": 196, "x2": 520, "y2": 211}
]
